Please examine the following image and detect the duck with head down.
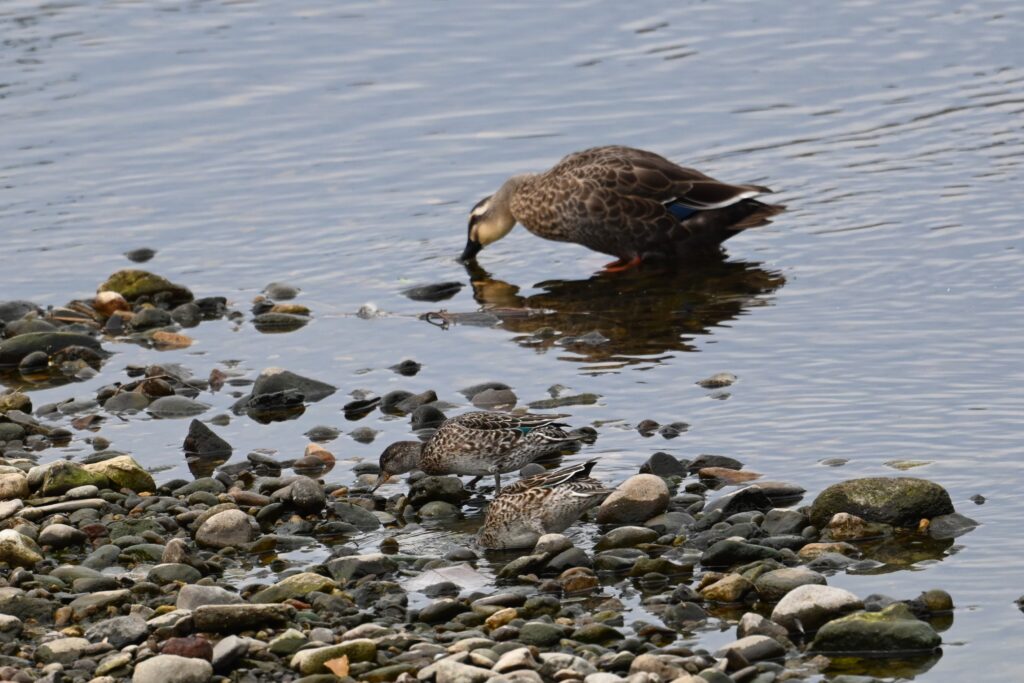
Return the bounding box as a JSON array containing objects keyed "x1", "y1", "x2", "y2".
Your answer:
[
  {"x1": 372, "y1": 411, "x2": 584, "y2": 493},
  {"x1": 461, "y1": 145, "x2": 784, "y2": 271}
]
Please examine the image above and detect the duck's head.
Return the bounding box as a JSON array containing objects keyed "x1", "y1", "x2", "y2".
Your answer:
[
  {"x1": 371, "y1": 440, "x2": 423, "y2": 492},
  {"x1": 460, "y1": 175, "x2": 531, "y2": 262}
]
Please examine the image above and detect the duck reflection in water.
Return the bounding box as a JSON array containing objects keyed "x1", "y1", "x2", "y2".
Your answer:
[{"x1": 458, "y1": 259, "x2": 786, "y2": 365}]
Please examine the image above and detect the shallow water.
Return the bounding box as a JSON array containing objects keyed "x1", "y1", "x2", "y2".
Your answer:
[{"x1": 2, "y1": 0, "x2": 1023, "y2": 678}]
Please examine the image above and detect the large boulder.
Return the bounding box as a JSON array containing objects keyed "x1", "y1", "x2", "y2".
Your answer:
[
  {"x1": 809, "y1": 477, "x2": 954, "y2": 528},
  {"x1": 83, "y1": 455, "x2": 155, "y2": 493},
  {"x1": 811, "y1": 603, "x2": 941, "y2": 653},
  {"x1": 98, "y1": 269, "x2": 193, "y2": 305}
]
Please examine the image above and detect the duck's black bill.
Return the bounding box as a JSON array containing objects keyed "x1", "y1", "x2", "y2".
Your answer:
[{"x1": 459, "y1": 239, "x2": 482, "y2": 262}]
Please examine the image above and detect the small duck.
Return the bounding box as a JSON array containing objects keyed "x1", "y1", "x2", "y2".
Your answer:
[
  {"x1": 460, "y1": 145, "x2": 784, "y2": 271},
  {"x1": 477, "y1": 459, "x2": 611, "y2": 550},
  {"x1": 372, "y1": 411, "x2": 583, "y2": 493}
]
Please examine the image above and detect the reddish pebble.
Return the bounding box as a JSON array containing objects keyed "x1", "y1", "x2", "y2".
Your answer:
[{"x1": 161, "y1": 636, "x2": 214, "y2": 661}]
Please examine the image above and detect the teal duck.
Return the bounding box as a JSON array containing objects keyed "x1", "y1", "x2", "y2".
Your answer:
[
  {"x1": 460, "y1": 145, "x2": 784, "y2": 271},
  {"x1": 477, "y1": 459, "x2": 611, "y2": 550},
  {"x1": 372, "y1": 411, "x2": 582, "y2": 493}
]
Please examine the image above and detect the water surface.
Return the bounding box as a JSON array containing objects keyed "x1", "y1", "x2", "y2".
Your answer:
[{"x1": 2, "y1": 0, "x2": 1023, "y2": 679}]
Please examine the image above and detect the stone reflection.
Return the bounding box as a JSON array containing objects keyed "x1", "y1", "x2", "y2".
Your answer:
[{"x1": 460, "y1": 260, "x2": 786, "y2": 365}]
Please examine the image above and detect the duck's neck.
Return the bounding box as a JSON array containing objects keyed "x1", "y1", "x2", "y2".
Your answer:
[{"x1": 494, "y1": 173, "x2": 536, "y2": 222}]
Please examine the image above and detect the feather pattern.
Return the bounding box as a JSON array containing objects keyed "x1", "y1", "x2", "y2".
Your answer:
[
  {"x1": 418, "y1": 411, "x2": 582, "y2": 491},
  {"x1": 477, "y1": 459, "x2": 610, "y2": 550},
  {"x1": 496, "y1": 146, "x2": 784, "y2": 263}
]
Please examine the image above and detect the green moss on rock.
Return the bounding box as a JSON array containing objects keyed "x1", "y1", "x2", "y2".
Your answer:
[{"x1": 809, "y1": 477, "x2": 954, "y2": 528}]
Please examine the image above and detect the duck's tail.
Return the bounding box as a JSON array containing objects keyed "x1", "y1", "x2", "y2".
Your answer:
[{"x1": 665, "y1": 196, "x2": 785, "y2": 262}]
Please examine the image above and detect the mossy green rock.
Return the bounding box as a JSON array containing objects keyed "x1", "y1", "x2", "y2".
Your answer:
[
  {"x1": 97, "y1": 269, "x2": 193, "y2": 305},
  {"x1": 571, "y1": 622, "x2": 625, "y2": 644},
  {"x1": 811, "y1": 604, "x2": 941, "y2": 653},
  {"x1": 289, "y1": 639, "x2": 377, "y2": 674},
  {"x1": 41, "y1": 461, "x2": 109, "y2": 496},
  {"x1": 83, "y1": 455, "x2": 155, "y2": 493},
  {"x1": 252, "y1": 572, "x2": 337, "y2": 603},
  {"x1": 0, "y1": 332, "x2": 102, "y2": 367},
  {"x1": 809, "y1": 477, "x2": 954, "y2": 528}
]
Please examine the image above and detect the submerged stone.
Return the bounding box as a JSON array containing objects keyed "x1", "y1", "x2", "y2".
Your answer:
[{"x1": 810, "y1": 604, "x2": 941, "y2": 653}]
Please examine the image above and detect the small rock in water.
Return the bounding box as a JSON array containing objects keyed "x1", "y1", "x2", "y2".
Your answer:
[
  {"x1": 183, "y1": 419, "x2": 233, "y2": 457},
  {"x1": 252, "y1": 312, "x2": 309, "y2": 333},
  {"x1": 471, "y1": 387, "x2": 517, "y2": 410},
  {"x1": 390, "y1": 359, "x2": 422, "y2": 376},
  {"x1": 697, "y1": 372, "x2": 737, "y2": 388},
  {"x1": 557, "y1": 330, "x2": 609, "y2": 346},
  {"x1": 263, "y1": 281, "x2": 301, "y2": 300},
  {"x1": 639, "y1": 452, "x2": 687, "y2": 477},
  {"x1": 124, "y1": 248, "x2": 156, "y2": 263},
  {"x1": 305, "y1": 425, "x2": 341, "y2": 442},
  {"x1": 459, "y1": 381, "x2": 511, "y2": 399},
  {"x1": 402, "y1": 281, "x2": 464, "y2": 302},
  {"x1": 411, "y1": 405, "x2": 446, "y2": 431},
  {"x1": 357, "y1": 302, "x2": 380, "y2": 319},
  {"x1": 349, "y1": 427, "x2": 379, "y2": 443},
  {"x1": 148, "y1": 395, "x2": 211, "y2": 418},
  {"x1": 251, "y1": 367, "x2": 337, "y2": 402}
]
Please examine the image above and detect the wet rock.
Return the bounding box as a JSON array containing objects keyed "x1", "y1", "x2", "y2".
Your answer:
[
  {"x1": 703, "y1": 486, "x2": 774, "y2": 516},
  {"x1": 193, "y1": 604, "x2": 293, "y2": 633},
  {"x1": 104, "y1": 391, "x2": 152, "y2": 412},
  {"x1": 418, "y1": 598, "x2": 471, "y2": 624},
  {"x1": 36, "y1": 460, "x2": 105, "y2": 495},
  {"x1": 410, "y1": 404, "x2": 447, "y2": 430},
  {"x1": 771, "y1": 584, "x2": 863, "y2": 633},
  {"x1": 132, "y1": 654, "x2": 213, "y2": 683},
  {"x1": 761, "y1": 509, "x2": 807, "y2": 536},
  {"x1": 148, "y1": 563, "x2": 202, "y2": 584},
  {"x1": 594, "y1": 526, "x2": 660, "y2": 550},
  {"x1": 0, "y1": 472, "x2": 29, "y2": 500},
  {"x1": 35, "y1": 637, "x2": 90, "y2": 665},
  {"x1": 798, "y1": 541, "x2": 860, "y2": 561},
  {"x1": 395, "y1": 389, "x2": 438, "y2": 413},
  {"x1": 124, "y1": 248, "x2": 156, "y2": 263},
  {"x1": 160, "y1": 636, "x2": 213, "y2": 660},
  {"x1": 252, "y1": 572, "x2": 337, "y2": 603},
  {"x1": 0, "y1": 300, "x2": 40, "y2": 323},
  {"x1": 130, "y1": 307, "x2": 172, "y2": 330},
  {"x1": 754, "y1": 567, "x2": 827, "y2": 602},
  {"x1": 333, "y1": 501, "x2": 381, "y2": 531},
  {"x1": 99, "y1": 269, "x2": 193, "y2": 305},
  {"x1": 596, "y1": 474, "x2": 669, "y2": 524},
  {"x1": 811, "y1": 603, "x2": 941, "y2": 653},
  {"x1": 737, "y1": 612, "x2": 790, "y2": 641},
  {"x1": 253, "y1": 312, "x2": 309, "y2": 332},
  {"x1": 700, "y1": 467, "x2": 760, "y2": 484},
  {"x1": 701, "y1": 539, "x2": 782, "y2": 568},
  {"x1": 288, "y1": 476, "x2": 327, "y2": 513},
  {"x1": 177, "y1": 585, "x2": 244, "y2": 611},
  {"x1": 520, "y1": 621, "x2": 566, "y2": 647},
  {"x1": 715, "y1": 634, "x2": 785, "y2": 663},
  {"x1": 687, "y1": 454, "x2": 743, "y2": 472},
  {"x1": 409, "y1": 475, "x2": 471, "y2": 507},
  {"x1": 148, "y1": 395, "x2": 211, "y2": 418},
  {"x1": 390, "y1": 359, "x2": 422, "y2": 376},
  {"x1": 701, "y1": 573, "x2": 754, "y2": 602},
  {"x1": 38, "y1": 523, "x2": 86, "y2": 548},
  {"x1": 83, "y1": 455, "x2": 155, "y2": 492},
  {"x1": 211, "y1": 635, "x2": 249, "y2": 672},
  {"x1": 572, "y1": 623, "x2": 624, "y2": 644},
  {"x1": 85, "y1": 615, "x2": 148, "y2": 648},
  {"x1": 822, "y1": 512, "x2": 892, "y2": 541},
  {"x1": 252, "y1": 367, "x2": 337, "y2": 402},
  {"x1": 403, "y1": 281, "x2": 464, "y2": 302},
  {"x1": 0, "y1": 331, "x2": 103, "y2": 367},
  {"x1": 527, "y1": 392, "x2": 600, "y2": 409},
  {"x1": 195, "y1": 509, "x2": 259, "y2": 549},
  {"x1": 471, "y1": 388, "x2": 518, "y2": 410},
  {"x1": 290, "y1": 639, "x2": 377, "y2": 673},
  {"x1": 183, "y1": 420, "x2": 233, "y2": 457},
  {"x1": 305, "y1": 425, "x2": 341, "y2": 442},
  {"x1": 927, "y1": 512, "x2": 980, "y2": 540},
  {"x1": 639, "y1": 452, "x2": 687, "y2": 477},
  {"x1": 17, "y1": 350, "x2": 49, "y2": 373},
  {"x1": 697, "y1": 372, "x2": 737, "y2": 388},
  {"x1": 0, "y1": 530, "x2": 42, "y2": 568},
  {"x1": 327, "y1": 553, "x2": 398, "y2": 581},
  {"x1": 809, "y1": 477, "x2": 954, "y2": 528},
  {"x1": 263, "y1": 281, "x2": 301, "y2": 300}
]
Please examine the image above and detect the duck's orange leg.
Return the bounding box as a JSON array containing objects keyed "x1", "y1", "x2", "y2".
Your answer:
[{"x1": 602, "y1": 255, "x2": 643, "y2": 273}]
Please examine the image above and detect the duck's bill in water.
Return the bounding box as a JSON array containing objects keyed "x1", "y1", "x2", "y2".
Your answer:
[{"x1": 459, "y1": 237, "x2": 482, "y2": 262}]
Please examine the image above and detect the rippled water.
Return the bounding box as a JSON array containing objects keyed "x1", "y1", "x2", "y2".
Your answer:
[{"x1": 3, "y1": 0, "x2": 1023, "y2": 679}]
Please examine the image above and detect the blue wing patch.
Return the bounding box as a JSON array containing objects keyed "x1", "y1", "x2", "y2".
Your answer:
[{"x1": 666, "y1": 201, "x2": 699, "y2": 221}]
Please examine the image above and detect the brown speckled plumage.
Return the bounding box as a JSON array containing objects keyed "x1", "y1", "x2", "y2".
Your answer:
[
  {"x1": 477, "y1": 459, "x2": 610, "y2": 550},
  {"x1": 462, "y1": 146, "x2": 784, "y2": 265}
]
